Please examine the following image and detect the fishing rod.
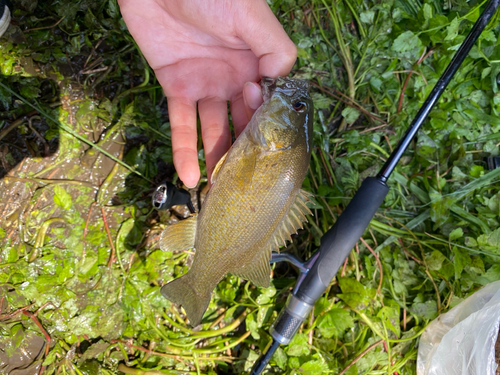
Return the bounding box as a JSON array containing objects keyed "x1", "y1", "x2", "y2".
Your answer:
[{"x1": 250, "y1": 0, "x2": 500, "y2": 373}]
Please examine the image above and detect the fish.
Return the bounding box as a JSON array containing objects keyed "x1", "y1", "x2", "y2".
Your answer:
[{"x1": 159, "y1": 76, "x2": 314, "y2": 326}]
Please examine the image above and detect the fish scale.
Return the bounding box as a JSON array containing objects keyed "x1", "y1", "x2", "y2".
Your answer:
[{"x1": 159, "y1": 77, "x2": 314, "y2": 326}]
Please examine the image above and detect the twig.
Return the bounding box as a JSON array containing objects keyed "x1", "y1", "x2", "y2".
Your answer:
[
  {"x1": 424, "y1": 269, "x2": 442, "y2": 314},
  {"x1": 25, "y1": 16, "x2": 65, "y2": 32},
  {"x1": 0, "y1": 110, "x2": 37, "y2": 141},
  {"x1": 112, "y1": 340, "x2": 235, "y2": 364},
  {"x1": 28, "y1": 115, "x2": 50, "y2": 156},
  {"x1": 3, "y1": 176, "x2": 96, "y2": 188},
  {"x1": 21, "y1": 310, "x2": 51, "y2": 375},
  {"x1": 397, "y1": 47, "x2": 436, "y2": 113},
  {"x1": 341, "y1": 257, "x2": 348, "y2": 277},
  {"x1": 359, "y1": 123, "x2": 392, "y2": 134},
  {"x1": 403, "y1": 295, "x2": 407, "y2": 331},
  {"x1": 360, "y1": 237, "x2": 383, "y2": 296},
  {"x1": 308, "y1": 307, "x2": 315, "y2": 345},
  {"x1": 318, "y1": 148, "x2": 334, "y2": 186},
  {"x1": 82, "y1": 202, "x2": 96, "y2": 259},
  {"x1": 118, "y1": 364, "x2": 192, "y2": 375},
  {"x1": 101, "y1": 207, "x2": 116, "y2": 267},
  {"x1": 311, "y1": 82, "x2": 386, "y2": 124},
  {"x1": 338, "y1": 339, "x2": 384, "y2": 375},
  {"x1": 80, "y1": 66, "x2": 109, "y2": 75},
  {"x1": 0, "y1": 304, "x2": 33, "y2": 320}
]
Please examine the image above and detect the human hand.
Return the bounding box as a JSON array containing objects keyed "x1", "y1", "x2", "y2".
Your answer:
[{"x1": 118, "y1": 0, "x2": 297, "y2": 188}]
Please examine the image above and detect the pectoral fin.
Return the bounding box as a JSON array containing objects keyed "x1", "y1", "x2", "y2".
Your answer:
[
  {"x1": 234, "y1": 147, "x2": 257, "y2": 189},
  {"x1": 159, "y1": 214, "x2": 197, "y2": 252}
]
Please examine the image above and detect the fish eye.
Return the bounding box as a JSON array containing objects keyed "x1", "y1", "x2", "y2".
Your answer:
[{"x1": 293, "y1": 101, "x2": 306, "y2": 112}]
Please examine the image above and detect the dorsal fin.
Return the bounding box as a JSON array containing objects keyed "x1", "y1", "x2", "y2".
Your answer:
[
  {"x1": 159, "y1": 214, "x2": 197, "y2": 252},
  {"x1": 211, "y1": 151, "x2": 228, "y2": 185},
  {"x1": 230, "y1": 189, "x2": 313, "y2": 286},
  {"x1": 272, "y1": 189, "x2": 312, "y2": 249}
]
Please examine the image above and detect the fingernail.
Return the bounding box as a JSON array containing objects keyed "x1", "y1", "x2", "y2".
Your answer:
[
  {"x1": 184, "y1": 181, "x2": 197, "y2": 189},
  {"x1": 243, "y1": 82, "x2": 263, "y2": 110},
  {"x1": 181, "y1": 175, "x2": 198, "y2": 189}
]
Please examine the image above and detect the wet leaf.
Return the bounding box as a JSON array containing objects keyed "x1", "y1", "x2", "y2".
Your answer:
[{"x1": 53, "y1": 185, "x2": 72, "y2": 210}]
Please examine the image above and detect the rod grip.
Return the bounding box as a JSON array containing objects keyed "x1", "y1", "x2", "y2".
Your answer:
[{"x1": 295, "y1": 177, "x2": 389, "y2": 304}]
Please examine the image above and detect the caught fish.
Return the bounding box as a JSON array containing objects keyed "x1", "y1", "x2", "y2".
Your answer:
[{"x1": 159, "y1": 77, "x2": 314, "y2": 326}]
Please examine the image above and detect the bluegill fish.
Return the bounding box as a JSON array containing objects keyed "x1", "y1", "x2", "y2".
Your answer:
[{"x1": 159, "y1": 77, "x2": 314, "y2": 326}]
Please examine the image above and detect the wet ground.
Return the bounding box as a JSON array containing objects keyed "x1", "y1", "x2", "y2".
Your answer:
[{"x1": 0, "y1": 2, "x2": 183, "y2": 373}]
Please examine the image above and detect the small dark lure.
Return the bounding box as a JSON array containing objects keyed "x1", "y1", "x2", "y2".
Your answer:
[{"x1": 152, "y1": 182, "x2": 195, "y2": 213}]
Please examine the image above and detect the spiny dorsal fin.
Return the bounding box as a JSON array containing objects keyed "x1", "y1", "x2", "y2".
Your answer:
[
  {"x1": 159, "y1": 214, "x2": 197, "y2": 252},
  {"x1": 211, "y1": 151, "x2": 228, "y2": 185},
  {"x1": 271, "y1": 188, "x2": 312, "y2": 248},
  {"x1": 231, "y1": 244, "x2": 272, "y2": 288}
]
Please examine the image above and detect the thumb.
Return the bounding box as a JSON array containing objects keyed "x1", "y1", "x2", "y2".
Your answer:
[
  {"x1": 243, "y1": 81, "x2": 263, "y2": 120},
  {"x1": 236, "y1": 0, "x2": 297, "y2": 78}
]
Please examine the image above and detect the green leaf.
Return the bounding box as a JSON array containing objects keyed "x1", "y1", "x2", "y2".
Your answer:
[
  {"x1": 422, "y1": 3, "x2": 432, "y2": 20},
  {"x1": 342, "y1": 107, "x2": 360, "y2": 124},
  {"x1": 272, "y1": 347, "x2": 287, "y2": 370},
  {"x1": 360, "y1": 10, "x2": 375, "y2": 24},
  {"x1": 42, "y1": 349, "x2": 58, "y2": 366},
  {"x1": 411, "y1": 301, "x2": 438, "y2": 320},
  {"x1": 445, "y1": 18, "x2": 460, "y2": 41},
  {"x1": 449, "y1": 228, "x2": 464, "y2": 242},
  {"x1": 317, "y1": 308, "x2": 354, "y2": 338},
  {"x1": 286, "y1": 333, "x2": 310, "y2": 357},
  {"x1": 246, "y1": 313, "x2": 260, "y2": 340},
  {"x1": 470, "y1": 165, "x2": 485, "y2": 178},
  {"x1": 370, "y1": 76, "x2": 383, "y2": 92},
  {"x1": 392, "y1": 31, "x2": 421, "y2": 53},
  {"x1": 338, "y1": 277, "x2": 374, "y2": 309},
  {"x1": 255, "y1": 285, "x2": 276, "y2": 305},
  {"x1": 477, "y1": 228, "x2": 500, "y2": 252},
  {"x1": 484, "y1": 264, "x2": 500, "y2": 282},
  {"x1": 377, "y1": 305, "x2": 400, "y2": 336},
  {"x1": 299, "y1": 359, "x2": 330, "y2": 375},
  {"x1": 425, "y1": 250, "x2": 446, "y2": 271},
  {"x1": 53, "y1": 185, "x2": 72, "y2": 210},
  {"x1": 453, "y1": 246, "x2": 470, "y2": 279},
  {"x1": 429, "y1": 190, "x2": 454, "y2": 227}
]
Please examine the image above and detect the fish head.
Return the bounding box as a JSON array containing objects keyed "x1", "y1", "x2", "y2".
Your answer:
[{"x1": 249, "y1": 77, "x2": 313, "y2": 152}]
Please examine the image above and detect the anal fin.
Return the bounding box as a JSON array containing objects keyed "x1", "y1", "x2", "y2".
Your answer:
[
  {"x1": 231, "y1": 245, "x2": 272, "y2": 288},
  {"x1": 231, "y1": 189, "x2": 313, "y2": 287},
  {"x1": 159, "y1": 214, "x2": 197, "y2": 252}
]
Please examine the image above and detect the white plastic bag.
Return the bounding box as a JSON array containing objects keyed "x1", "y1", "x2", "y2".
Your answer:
[{"x1": 417, "y1": 280, "x2": 500, "y2": 375}]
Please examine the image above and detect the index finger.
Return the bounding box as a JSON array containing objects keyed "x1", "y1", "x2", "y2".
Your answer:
[
  {"x1": 168, "y1": 97, "x2": 200, "y2": 189},
  {"x1": 235, "y1": 0, "x2": 297, "y2": 78}
]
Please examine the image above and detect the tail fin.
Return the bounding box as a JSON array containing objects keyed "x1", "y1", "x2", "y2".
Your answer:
[{"x1": 160, "y1": 273, "x2": 212, "y2": 326}]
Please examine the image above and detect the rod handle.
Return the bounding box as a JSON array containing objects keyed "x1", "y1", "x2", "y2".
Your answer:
[{"x1": 295, "y1": 177, "x2": 389, "y2": 304}]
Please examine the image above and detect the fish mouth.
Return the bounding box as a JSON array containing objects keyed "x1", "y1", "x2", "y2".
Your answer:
[{"x1": 261, "y1": 77, "x2": 309, "y2": 101}]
